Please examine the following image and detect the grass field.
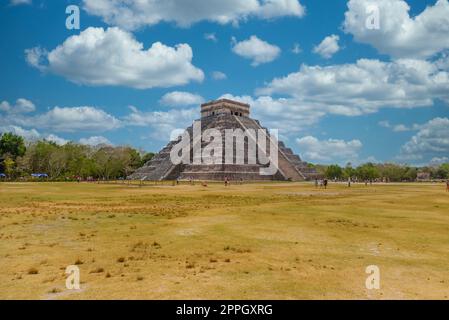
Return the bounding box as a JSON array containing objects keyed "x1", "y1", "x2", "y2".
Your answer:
[{"x1": 0, "y1": 181, "x2": 448, "y2": 300}]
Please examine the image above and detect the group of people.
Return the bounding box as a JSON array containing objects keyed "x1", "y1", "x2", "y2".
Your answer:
[
  {"x1": 179, "y1": 176, "x2": 449, "y2": 191},
  {"x1": 177, "y1": 176, "x2": 243, "y2": 187},
  {"x1": 315, "y1": 178, "x2": 328, "y2": 189}
]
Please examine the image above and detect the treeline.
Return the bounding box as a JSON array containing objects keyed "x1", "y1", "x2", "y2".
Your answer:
[
  {"x1": 0, "y1": 132, "x2": 154, "y2": 180},
  {"x1": 311, "y1": 162, "x2": 449, "y2": 182},
  {"x1": 1, "y1": 132, "x2": 448, "y2": 181}
]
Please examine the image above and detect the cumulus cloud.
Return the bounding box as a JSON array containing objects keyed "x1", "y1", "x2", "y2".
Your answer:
[
  {"x1": 0, "y1": 98, "x2": 35, "y2": 114},
  {"x1": 378, "y1": 120, "x2": 421, "y2": 132},
  {"x1": 399, "y1": 117, "x2": 449, "y2": 161},
  {"x1": 160, "y1": 91, "x2": 205, "y2": 107},
  {"x1": 343, "y1": 0, "x2": 449, "y2": 58},
  {"x1": 220, "y1": 94, "x2": 327, "y2": 134},
  {"x1": 296, "y1": 136, "x2": 363, "y2": 164},
  {"x1": 232, "y1": 35, "x2": 281, "y2": 66},
  {"x1": 79, "y1": 136, "x2": 112, "y2": 146},
  {"x1": 257, "y1": 58, "x2": 449, "y2": 119},
  {"x1": 0, "y1": 125, "x2": 70, "y2": 146},
  {"x1": 212, "y1": 71, "x2": 227, "y2": 80},
  {"x1": 0, "y1": 125, "x2": 40, "y2": 141},
  {"x1": 45, "y1": 134, "x2": 69, "y2": 145},
  {"x1": 124, "y1": 106, "x2": 197, "y2": 141},
  {"x1": 313, "y1": 34, "x2": 340, "y2": 59},
  {"x1": 25, "y1": 27, "x2": 204, "y2": 89},
  {"x1": 83, "y1": 0, "x2": 305, "y2": 30},
  {"x1": 2, "y1": 106, "x2": 122, "y2": 133}
]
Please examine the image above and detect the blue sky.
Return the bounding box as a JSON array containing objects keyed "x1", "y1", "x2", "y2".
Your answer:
[{"x1": 1, "y1": 0, "x2": 448, "y2": 166}]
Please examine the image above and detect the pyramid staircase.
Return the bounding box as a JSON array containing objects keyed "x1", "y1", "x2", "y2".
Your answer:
[{"x1": 129, "y1": 100, "x2": 317, "y2": 181}]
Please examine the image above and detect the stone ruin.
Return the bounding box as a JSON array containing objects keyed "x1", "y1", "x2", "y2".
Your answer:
[{"x1": 129, "y1": 99, "x2": 317, "y2": 181}]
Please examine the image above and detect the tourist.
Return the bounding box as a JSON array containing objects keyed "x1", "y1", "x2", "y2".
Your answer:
[
  {"x1": 315, "y1": 178, "x2": 318, "y2": 188},
  {"x1": 348, "y1": 177, "x2": 351, "y2": 187},
  {"x1": 446, "y1": 180, "x2": 449, "y2": 192},
  {"x1": 323, "y1": 179, "x2": 328, "y2": 189},
  {"x1": 224, "y1": 176, "x2": 229, "y2": 187}
]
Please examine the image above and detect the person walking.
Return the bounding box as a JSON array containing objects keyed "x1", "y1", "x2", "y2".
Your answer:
[
  {"x1": 348, "y1": 177, "x2": 351, "y2": 187},
  {"x1": 446, "y1": 179, "x2": 449, "y2": 192}
]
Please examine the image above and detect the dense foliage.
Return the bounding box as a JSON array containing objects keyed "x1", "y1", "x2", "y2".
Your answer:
[
  {"x1": 318, "y1": 162, "x2": 448, "y2": 182},
  {"x1": 0, "y1": 132, "x2": 154, "y2": 180}
]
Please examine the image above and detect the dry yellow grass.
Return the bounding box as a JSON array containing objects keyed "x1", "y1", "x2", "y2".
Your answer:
[{"x1": 0, "y1": 181, "x2": 448, "y2": 300}]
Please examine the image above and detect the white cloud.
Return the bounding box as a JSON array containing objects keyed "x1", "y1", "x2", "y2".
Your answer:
[
  {"x1": 45, "y1": 134, "x2": 69, "y2": 145},
  {"x1": 0, "y1": 98, "x2": 35, "y2": 114},
  {"x1": 4, "y1": 106, "x2": 122, "y2": 133},
  {"x1": 343, "y1": 0, "x2": 449, "y2": 58},
  {"x1": 124, "y1": 106, "x2": 197, "y2": 141},
  {"x1": 391, "y1": 124, "x2": 411, "y2": 132},
  {"x1": 204, "y1": 33, "x2": 218, "y2": 42},
  {"x1": 430, "y1": 157, "x2": 449, "y2": 165},
  {"x1": 257, "y1": 58, "x2": 449, "y2": 119},
  {"x1": 292, "y1": 43, "x2": 302, "y2": 54},
  {"x1": 10, "y1": 0, "x2": 31, "y2": 6},
  {"x1": 313, "y1": 34, "x2": 340, "y2": 59},
  {"x1": 379, "y1": 120, "x2": 419, "y2": 132},
  {"x1": 160, "y1": 91, "x2": 205, "y2": 107},
  {"x1": 212, "y1": 71, "x2": 227, "y2": 80},
  {"x1": 232, "y1": 35, "x2": 281, "y2": 66},
  {"x1": 25, "y1": 27, "x2": 204, "y2": 89},
  {"x1": 0, "y1": 125, "x2": 40, "y2": 141},
  {"x1": 378, "y1": 120, "x2": 421, "y2": 132},
  {"x1": 79, "y1": 136, "x2": 112, "y2": 146},
  {"x1": 0, "y1": 125, "x2": 69, "y2": 146},
  {"x1": 296, "y1": 136, "x2": 363, "y2": 164},
  {"x1": 399, "y1": 117, "x2": 449, "y2": 161},
  {"x1": 82, "y1": 0, "x2": 305, "y2": 30},
  {"x1": 220, "y1": 94, "x2": 327, "y2": 134}
]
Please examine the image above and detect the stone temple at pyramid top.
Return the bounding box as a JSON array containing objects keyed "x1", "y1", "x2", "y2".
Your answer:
[{"x1": 201, "y1": 99, "x2": 250, "y2": 118}]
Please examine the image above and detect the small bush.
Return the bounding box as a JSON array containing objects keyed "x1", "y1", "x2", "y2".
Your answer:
[{"x1": 27, "y1": 267, "x2": 39, "y2": 275}]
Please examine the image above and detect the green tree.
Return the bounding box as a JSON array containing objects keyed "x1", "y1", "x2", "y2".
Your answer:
[
  {"x1": 3, "y1": 157, "x2": 15, "y2": 177},
  {"x1": 0, "y1": 132, "x2": 26, "y2": 175},
  {"x1": 0, "y1": 132, "x2": 26, "y2": 159},
  {"x1": 325, "y1": 165, "x2": 343, "y2": 180},
  {"x1": 141, "y1": 152, "x2": 155, "y2": 166},
  {"x1": 403, "y1": 167, "x2": 418, "y2": 181},
  {"x1": 343, "y1": 163, "x2": 356, "y2": 179},
  {"x1": 356, "y1": 163, "x2": 380, "y2": 181},
  {"x1": 434, "y1": 166, "x2": 448, "y2": 179}
]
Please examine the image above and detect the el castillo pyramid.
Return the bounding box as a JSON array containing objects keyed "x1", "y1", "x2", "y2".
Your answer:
[{"x1": 129, "y1": 99, "x2": 317, "y2": 181}]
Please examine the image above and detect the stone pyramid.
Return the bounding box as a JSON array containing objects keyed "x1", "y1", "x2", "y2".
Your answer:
[{"x1": 129, "y1": 99, "x2": 317, "y2": 181}]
